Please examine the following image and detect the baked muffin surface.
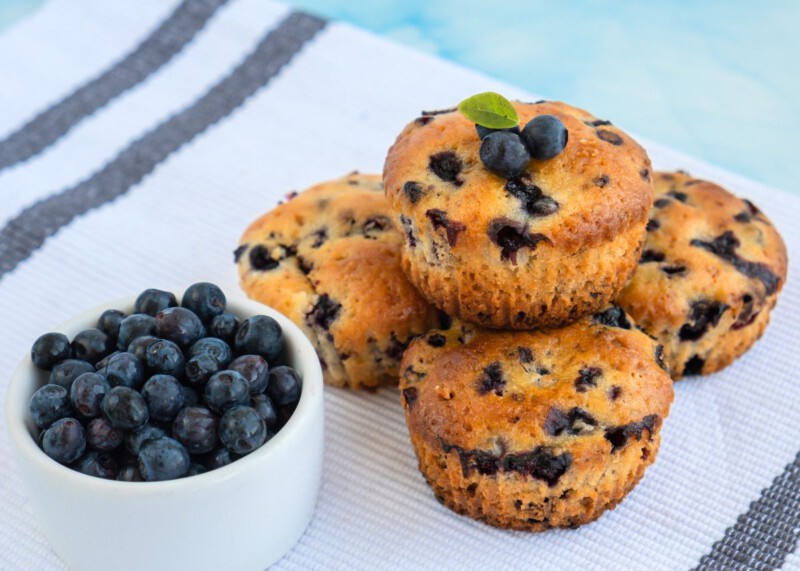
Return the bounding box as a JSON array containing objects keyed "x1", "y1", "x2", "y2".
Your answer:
[
  {"x1": 384, "y1": 101, "x2": 654, "y2": 329},
  {"x1": 399, "y1": 307, "x2": 674, "y2": 530},
  {"x1": 237, "y1": 173, "x2": 443, "y2": 389},
  {"x1": 617, "y1": 171, "x2": 787, "y2": 378}
]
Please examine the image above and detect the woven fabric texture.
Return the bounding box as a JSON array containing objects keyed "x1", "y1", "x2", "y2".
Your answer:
[{"x1": 0, "y1": 1, "x2": 797, "y2": 569}]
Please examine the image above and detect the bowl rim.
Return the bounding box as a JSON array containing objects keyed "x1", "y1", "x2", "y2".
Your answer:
[{"x1": 4, "y1": 291, "x2": 324, "y2": 493}]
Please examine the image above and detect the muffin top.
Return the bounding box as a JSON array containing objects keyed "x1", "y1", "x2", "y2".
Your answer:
[
  {"x1": 384, "y1": 101, "x2": 654, "y2": 257},
  {"x1": 236, "y1": 173, "x2": 443, "y2": 389},
  {"x1": 399, "y1": 306, "x2": 674, "y2": 483},
  {"x1": 618, "y1": 171, "x2": 787, "y2": 336}
]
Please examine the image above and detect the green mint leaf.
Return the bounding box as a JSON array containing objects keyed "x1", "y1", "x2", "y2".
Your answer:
[{"x1": 457, "y1": 92, "x2": 519, "y2": 129}]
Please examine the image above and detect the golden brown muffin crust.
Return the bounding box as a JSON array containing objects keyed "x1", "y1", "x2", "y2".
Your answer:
[
  {"x1": 384, "y1": 101, "x2": 653, "y2": 252},
  {"x1": 237, "y1": 173, "x2": 442, "y2": 389},
  {"x1": 616, "y1": 171, "x2": 787, "y2": 378},
  {"x1": 399, "y1": 309, "x2": 674, "y2": 530},
  {"x1": 382, "y1": 101, "x2": 654, "y2": 329}
]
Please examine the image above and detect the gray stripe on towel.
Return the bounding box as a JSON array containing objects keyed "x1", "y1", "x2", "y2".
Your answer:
[
  {"x1": 0, "y1": 0, "x2": 228, "y2": 171},
  {"x1": 0, "y1": 11, "x2": 326, "y2": 279},
  {"x1": 694, "y1": 452, "x2": 800, "y2": 570}
]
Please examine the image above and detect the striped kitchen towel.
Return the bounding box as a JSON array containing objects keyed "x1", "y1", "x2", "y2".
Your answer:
[{"x1": 1, "y1": 1, "x2": 798, "y2": 569}]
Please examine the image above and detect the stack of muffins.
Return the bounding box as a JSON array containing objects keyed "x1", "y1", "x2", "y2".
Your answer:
[{"x1": 236, "y1": 100, "x2": 787, "y2": 531}]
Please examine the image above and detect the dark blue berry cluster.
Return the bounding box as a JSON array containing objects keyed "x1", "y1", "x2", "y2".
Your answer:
[
  {"x1": 477, "y1": 115, "x2": 568, "y2": 179},
  {"x1": 28, "y1": 283, "x2": 301, "y2": 482}
]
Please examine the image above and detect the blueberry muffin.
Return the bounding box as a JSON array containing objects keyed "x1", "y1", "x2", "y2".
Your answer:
[
  {"x1": 236, "y1": 173, "x2": 444, "y2": 389},
  {"x1": 383, "y1": 101, "x2": 654, "y2": 329},
  {"x1": 399, "y1": 306, "x2": 673, "y2": 530},
  {"x1": 616, "y1": 171, "x2": 788, "y2": 379}
]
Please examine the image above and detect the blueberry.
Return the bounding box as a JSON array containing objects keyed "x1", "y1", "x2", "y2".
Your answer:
[
  {"x1": 593, "y1": 305, "x2": 632, "y2": 330},
  {"x1": 306, "y1": 295, "x2": 341, "y2": 331},
  {"x1": 187, "y1": 338, "x2": 233, "y2": 368},
  {"x1": 74, "y1": 451, "x2": 118, "y2": 479},
  {"x1": 476, "y1": 124, "x2": 520, "y2": 140},
  {"x1": 691, "y1": 231, "x2": 781, "y2": 295},
  {"x1": 425, "y1": 209, "x2": 466, "y2": 247},
  {"x1": 102, "y1": 386, "x2": 149, "y2": 430},
  {"x1": 307, "y1": 227, "x2": 330, "y2": 247},
  {"x1": 504, "y1": 178, "x2": 559, "y2": 217},
  {"x1": 520, "y1": 115, "x2": 568, "y2": 160},
  {"x1": 182, "y1": 283, "x2": 226, "y2": 323},
  {"x1": 29, "y1": 384, "x2": 72, "y2": 428},
  {"x1": 69, "y1": 372, "x2": 111, "y2": 418},
  {"x1": 476, "y1": 362, "x2": 506, "y2": 396},
  {"x1": 596, "y1": 129, "x2": 623, "y2": 146},
  {"x1": 97, "y1": 309, "x2": 126, "y2": 343},
  {"x1": 266, "y1": 366, "x2": 301, "y2": 406},
  {"x1": 229, "y1": 355, "x2": 269, "y2": 394},
  {"x1": 544, "y1": 407, "x2": 596, "y2": 436},
  {"x1": 574, "y1": 367, "x2": 602, "y2": 392},
  {"x1": 116, "y1": 465, "x2": 144, "y2": 482},
  {"x1": 204, "y1": 446, "x2": 238, "y2": 470},
  {"x1": 134, "y1": 288, "x2": 177, "y2": 316},
  {"x1": 172, "y1": 406, "x2": 219, "y2": 454},
  {"x1": 182, "y1": 385, "x2": 200, "y2": 406},
  {"x1": 684, "y1": 355, "x2": 705, "y2": 376},
  {"x1": 640, "y1": 250, "x2": 665, "y2": 263},
  {"x1": 208, "y1": 312, "x2": 239, "y2": 343},
  {"x1": 234, "y1": 316, "x2": 283, "y2": 362},
  {"x1": 204, "y1": 370, "x2": 251, "y2": 414},
  {"x1": 276, "y1": 403, "x2": 297, "y2": 428},
  {"x1": 220, "y1": 406, "x2": 267, "y2": 455},
  {"x1": 117, "y1": 314, "x2": 156, "y2": 350},
  {"x1": 49, "y1": 359, "x2": 94, "y2": 390},
  {"x1": 679, "y1": 300, "x2": 728, "y2": 341},
  {"x1": 125, "y1": 424, "x2": 167, "y2": 455},
  {"x1": 479, "y1": 131, "x2": 530, "y2": 178},
  {"x1": 138, "y1": 437, "x2": 190, "y2": 481},
  {"x1": 85, "y1": 417, "x2": 124, "y2": 451},
  {"x1": 94, "y1": 351, "x2": 121, "y2": 372},
  {"x1": 42, "y1": 418, "x2": 86, "y2": 464},
  {"x1": 155, "y1": 307, "x2": 204, "y2": 348},
  {"x1": 187, "y1": 463, "x2": 207, "y2": 477},
  {"x1": 100, "y1": 351, "x2": 145, "y2": 389},
  {"x1": 71, "y1": 328, "x2": 111, "y2": 365},
  {"x1": 141, "y1": 374, "x2": 185, "y2": 422},
  {"x1": 489, "y1": 219, "x2": 551, "y2": 264},
  {"x1": 403, "y1": 181, "x2": 424, "y2": 203},
  {"x1": 428, "y1": 151, "x2": 463, "y2": 184},
  {"x1": 252, "y1": 393, "x2": 278, "y2": 428},
  {"x1": 31, "y1": 332, "x2": 71, "y2": 370},
  {"x1": 249, "y1": 245, "x2": 280, "y2": 271},
  {"x1": 144, "y1": 339, "x2": 185, "y2": 378},
  {"x1": 185, "y1": 354, "x2": 222, "y2": 389},
  {"x1": 127, "y1": 335, "x2": 158, "y2": 361},
  {"x1": 605, "y1": 416, "x2": 657, "y2": 452}
]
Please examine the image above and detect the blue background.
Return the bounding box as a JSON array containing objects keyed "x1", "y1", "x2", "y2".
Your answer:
[{"x1": 2, "y1": 0, "x2": 797, "y2": 194}]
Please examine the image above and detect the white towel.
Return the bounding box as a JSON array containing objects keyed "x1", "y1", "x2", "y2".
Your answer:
[{"x1": 0, "y1": 1, "x2": 798, "y2": 570}]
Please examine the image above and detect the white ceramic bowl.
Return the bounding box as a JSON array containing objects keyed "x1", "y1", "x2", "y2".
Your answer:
[{"x1": 5, "y1": 294, "x2": 324, "y2": 571}]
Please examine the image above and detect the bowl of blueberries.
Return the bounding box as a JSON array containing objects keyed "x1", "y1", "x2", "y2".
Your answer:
[{"x1": 5, "y1": 283, "x2": 324, "y2": 571}]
